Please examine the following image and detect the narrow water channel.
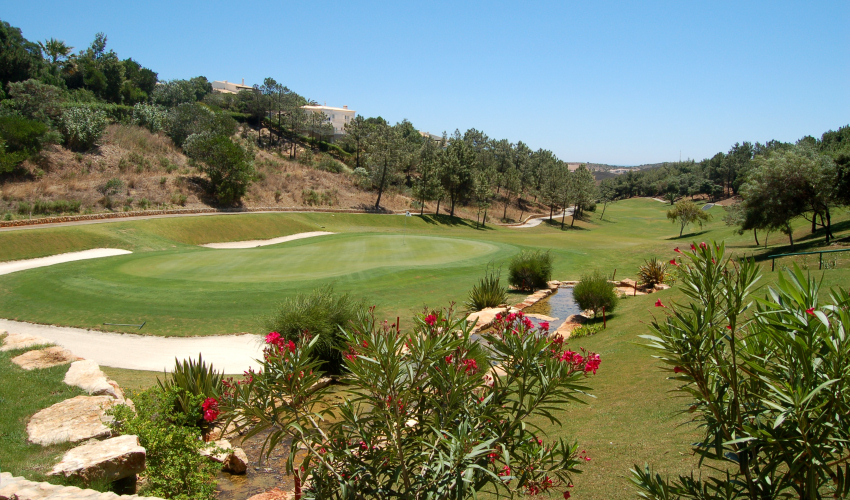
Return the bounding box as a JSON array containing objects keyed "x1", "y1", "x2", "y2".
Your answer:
[{"x1": 522, "y1": 287, "x2": 583, "y2": 332}]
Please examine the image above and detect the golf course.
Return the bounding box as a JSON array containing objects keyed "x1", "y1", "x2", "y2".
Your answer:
[{"x1": 2, "y1": 200, "x2": 849, "y2": 499}]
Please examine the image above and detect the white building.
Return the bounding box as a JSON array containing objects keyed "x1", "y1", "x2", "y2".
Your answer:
[
  {"x1": 211, "y1": 79, "x2": 254, "y2": 94},
  {"x1": 301, "y1": 104, "x2": 356, "y2": 138}
]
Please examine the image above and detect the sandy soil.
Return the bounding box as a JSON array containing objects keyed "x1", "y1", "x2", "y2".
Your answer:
[
  {"x1": 199, "y1": 231, "x2": 336, "y2": 249},
  {"x1": 0, "y1": 318, "x2": 263, "y2": 372},
  {"x1": 0, "y1": 248, "x2": 132, "y2": 276},
  {"x1": 508, "y1": 208, "x2": 573, "y2": 228}
]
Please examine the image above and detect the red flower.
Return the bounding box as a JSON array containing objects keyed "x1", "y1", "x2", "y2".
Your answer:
[
  {"x1": 445, "y1": 354, "x2": 453, "y2": 364},
  {"x1": 806, "y1": 307, "x2": 815, "y2": 315},
  {"x1": 726, "y1": 325, "x2": 732, "y2": 330},
  {"x1": 584, "y1": 353, "x2": 601, "y2": 374},
  {"x1": 673, "y1": 247, "x2": 681, "y2": 253},
  {"x1": 540, "y1": 321, "x2": 550, "y2": 331},
  {"x1": 265, "y1": 331, "x2": 281, "y2": 345},
  {"x1": 564, "y1": 492, "x2": 571, "y2": 499},
  {"x1": 462, "y1": 358, "x2": 478, "y2": 375},
  {"x1": 362, "y1": 340, "x2": 368, "y2": 348},
  {"x1": 655, "y1": 299, "x2": 665, "y2": 308},
  {"x1": 669, "y1": 259, "x2": 678, "y2": 266},
  {"x1": 287, "y1": 340, "x2": 296, "y2": 353},
  {"x1": 690, "y1": 243, "x2": 697, "y2": 251},
  {"x1": 673, "y1": 366, "x2": 685, "y2": 374},
  {"x1": 699, "y1": 242, "x2": 707, "y2": 249},
  {"x1": 425, "y1": 314, "x2": 437, "y2": 326},
  {"x1": 201, "y1": 397, "x2": 219, "y2": 422}
]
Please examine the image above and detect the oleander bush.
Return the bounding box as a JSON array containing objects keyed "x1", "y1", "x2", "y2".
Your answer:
[{"x1": 59, "y1": 106, "x2": 108, "y2": 151}]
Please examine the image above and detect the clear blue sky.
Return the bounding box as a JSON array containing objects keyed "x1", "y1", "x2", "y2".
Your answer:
[{"x1": 5, "y1": 1, "x2": 848, "y2": 165}]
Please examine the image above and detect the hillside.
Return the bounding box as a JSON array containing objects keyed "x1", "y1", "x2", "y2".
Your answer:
[{"x1": 0, "y1": 123, "x2": 543, "y2": 224}]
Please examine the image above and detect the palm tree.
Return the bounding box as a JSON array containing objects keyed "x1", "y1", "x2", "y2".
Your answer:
[{"x1": 38, "y1": 38, "x2": 73, "y2": 71}]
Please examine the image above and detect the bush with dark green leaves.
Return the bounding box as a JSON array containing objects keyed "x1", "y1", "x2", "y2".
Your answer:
[
  {"x1": 109, "y1": 386, "x2": 218, "y2": 500},
  {"x1": 166, "y1": 102, "x2": 237, "y2": 148},
  {"x1": 0, "y1": 114, "x2": 51, "y2": 172},
  {"x1": 184, "y1": 133, "x2": 254, "y2": 205},
  {"x1": 573, "y1": 270, "x2": 618, "y2": 317},
  {"x1": 132, "y1": 103, "x2": 168, "y2": 133},
  {"x1": 265, "y1": 285, "x2": 364, "y2": 375},
  {"x1": 466, "y1": 266, "x2": 508, "y2": 311},
  {"x1": 508, "y1": 250, "x2": 553, "y2": 292}
]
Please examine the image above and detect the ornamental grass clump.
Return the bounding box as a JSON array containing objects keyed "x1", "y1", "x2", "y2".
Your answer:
[
  {"x1": 157, "y1": 354, "x2": 223, "y2": 433},
  {"x1": 224, "y1": 305, "x2": 601, "y2": 499},
  {"x1": 466, "y1": 265, "x2": 508, "y2": 311},
  {"x1": 508, "y1": 250, "x2": 553, "y2": 292},
  {"x1": 573, "y1": 270, "x2": 618, "y2": 317},
  {"x1": 632, "y1": 241, "x2": 850, "y2": 499},
  {"x1": 636, "y1": 257, "x2": 673, "y2": 289},
  {"x1": 265, "y1": 284, "x2": 364, "y2": 375}
]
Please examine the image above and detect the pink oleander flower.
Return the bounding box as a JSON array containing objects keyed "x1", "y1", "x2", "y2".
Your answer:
[
  {"x1": 425, "y1": 314, "x2": 437, "y2": 326},
  {"x1": 699, "y1": 242, "x2": 708, "y2": 249},
  {"x1": 690, "y1": 243, "x2": 697, "y2": 251},
  {"x1": 445, "y1": 354, "x2": 453, "y2": 364},
  {"x1": 670, "y1": 259, "x2": 678, "y2": 266},
  {"x1": 540, "y1": 321, "x2": 550, "y2": 331},
  {"x1": 674, "y1": 247, "x2": 681, "y2": 253},
  {"x1": 655, "y1": 299, "x2": 665, "y2": 308},
  {"x1": 265, "y1": 331, "x2": 281, "y2": 345},
  {"x1": 584, "y1": 353, "x2": 601, "y2": 374},
  {"x1": 673, "y1": 366, "x2": 685, "y2": 374},
  {"x1": 806, "y1": 307, "x2": 815, "y2": 315},
  {"x1": 201, "y1": 397, "x2": 219, "y2": 422},
  {"x1": 287, "y1": 340, "x2": 296, "y2": 353}
]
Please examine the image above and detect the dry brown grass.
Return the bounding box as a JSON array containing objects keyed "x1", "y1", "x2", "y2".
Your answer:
[{"x1": 0, "y1": 124, "x2": 546, "y2": 223}]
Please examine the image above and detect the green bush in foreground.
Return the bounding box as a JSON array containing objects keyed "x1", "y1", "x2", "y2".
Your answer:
[
  {"x1": 466, "y1": 265, "x2": 508, "y2": 311},
  {"x1": 573, "y1": 270, "x2": 618, "y2": 317},
  {"x1": 508, "y1": 250, "x2": 553, "y2": 292},
  {"x1": 265, "y1": 285, "x2": 364, "y2": 375},
  {"x1": 110, "y1": 386, "x2": 218, "y2": 500},
  {"x1": 632, "y1": 242, "x2": 850, "y2": 499}
]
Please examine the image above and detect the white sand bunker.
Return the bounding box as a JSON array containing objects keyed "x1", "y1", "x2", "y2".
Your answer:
[
  {"x1": 200, "y1": 231, "x2": 335, "y2": 249},
  {"x1": 0, "y1": 249, "x2": 132, "y2": 276}
]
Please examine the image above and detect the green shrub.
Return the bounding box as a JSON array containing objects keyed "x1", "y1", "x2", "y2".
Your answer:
[
  {"x1": 110, "y1": 386, "x2": 218, "y2": 500},
  {"x1": 637, "y1": 257, "x2": 672, "y2": 288},
  {"x1": 98, "y1": 178, "x2": 124, "y2": 196},
  {"x1": 508, "y1": 250, "x2": 553, "y2": 292},
  {"x1": 466, "y1": 266, "x2": 508, "y2": 311},
  {"x1": 28, "y1": 199, "x2": 81, "y2": 215},
  {"x1": 59, "y1": 107, "x2": 108, "y2": 151},
  {"x1": 170, "y1": 193, "x2": 188, "y2": 206},
  {"x1": 0, "y1": 115, "x2": 51, "y2": 173},
  {"x1": 569, "y1": 323, "x2": 602, "y2": 340},
  {"x1": 166, "y1": 103, "x2": 237, "y2": 148},
  {"x1": 184, "y1": 134, "x2": 254, "y2": 205},
  {"x1": 132, "y1": 103, "x2": 167, "y2": 133},
  {"x1": 265, "y1": 285, "x2": 364, "y2": 375},
  {"x1": 573, "y1": 270, "x2": 618, "y2": 317},
  {"x1": 138, "y1": 198, "x2": 150, "y2": 210},
  {"x1": 157, "y1": 355, "x2": 223, "y2": 431},
  {"x1": 316, "y1": 155, "x2": 342, "y2": 173}
]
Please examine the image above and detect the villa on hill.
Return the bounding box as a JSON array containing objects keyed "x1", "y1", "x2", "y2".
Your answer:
[
  {"x1": 301, "y1": 104, "x2": 356, "y2": 140},
  {"x1": 211, "y1": 79, "x2": 254, "y2": 94}
]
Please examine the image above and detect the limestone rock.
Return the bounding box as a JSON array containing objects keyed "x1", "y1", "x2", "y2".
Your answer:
[
  {"x1": 0, "y1": 471, "x2": 165, "y2": 499},
  {"x1": 0, "y1": 332, "x2": 54, "y2": 352},
  {"x1": 27, "y1": 395, "x2": 118, "y2": 445},
  {"x1": 11, "y1": 346, "x2": 80, "y2": 370},
  {"x1": 49, "y1": 434, "x2": 145, "y2": 483},
  {"x1": 618, "y1": 278, "x2": 637, "y2": 289},
  {"x1": 654, "y1": 283, "x2": 672, "y2": 291},
  {"x1": 64, "y1": 360, "x2": 124, "y2": 400},
  {"x1": 246, "y1": 488, "x2": 294, "y2": 500},
  {"x1": 200, "y1": 439, "x2": 248, "y2": 474}
]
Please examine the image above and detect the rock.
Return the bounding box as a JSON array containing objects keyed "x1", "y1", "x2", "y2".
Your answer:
[
  {"x1": 11, "y1": 346, "x2": 80, "y2": 370},
  {"x1": 64, "y1": 360, "x2": 124, "y2": 400},
  {"x1": 654, "y1": 283, "x2": 672, "y2": 291},
  {"x1": 524, "y1": 313, "x2": 558, "y2": 321},
  {"x1": 200, "y1": 439, "x2": 248, "y2": 475},
  {"x1": 0, "y1": 471, "x2": 165, "y2": 499},
  {"x1": 0, "y1": 332, "x2": 54, "y2": 352},
  {"x1": 27, "y1": 395, "x2": 118, "y2": 445},
  {"x1": 49, "y1": 434, "x2": 146, "y2": 483},
  {"x1": 547, "y1": 280, "x2": 561, "y2": 289},
  {"x1": 246, "y1": 488, "x2": 294, "y2": 500},
  {"x1": 618, "y1": 278, "x2": 637, "y2": 289}
]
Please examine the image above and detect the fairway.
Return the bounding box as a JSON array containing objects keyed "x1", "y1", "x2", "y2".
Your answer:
[{"x1": 120, "y1": 234, "x2": 500, "y2": 282}]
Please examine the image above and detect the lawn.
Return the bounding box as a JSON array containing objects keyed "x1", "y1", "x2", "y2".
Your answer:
[{"x1": 1, "y1": 200, "x2": 849, "y2": 498}]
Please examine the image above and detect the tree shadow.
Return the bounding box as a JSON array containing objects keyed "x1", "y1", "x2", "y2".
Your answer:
[
  {"x1": 354, "y1": 203, "x2": 394, "y2": 214},
  {"x1": 541, "y1": 219, "x2": 588, "y2": 231},
  {"x1": 665, "y1": 229, "x2": 711, "y2": 240},
  {"x1": 417, "y1": 214, "x2": 495, "y2": 230}
]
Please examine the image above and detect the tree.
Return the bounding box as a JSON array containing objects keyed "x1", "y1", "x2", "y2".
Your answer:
[
  {"x1": 0, "y1": 21, "x2": 44, "y2": 90},
  {"x1": 597, "y1": 179, "x2": 618, "y2": 220},
  {"x1": 186, "y1": 134, "x2": 255, "y2": 205},
  {"x1": 413, "y1": 137, "x2": 443, "y2": 215},
  {"x1": 632, "y1": 243, "x2": 850, "y2": 500},
  {"x1": 1, "y1": 79, "x2": 64, "y2": 124},
  {"x1": 471, "y1": 167, "x2": 494, "y2": 228},
  {"x1": 342, "y1": 115, "x2": 369, "y2": 170},
  {"x1": 667, "y1": 200, "x2": 711, "y2": 237},
  {"x1": 38, "y1": 38, "x2": 72, "y2": 74},
  {"x1": 570, "y1": 165, "x2": 596, "y2": 227},
  {"x1": 366, "y1": 122, "x2": 408, "y2": 209},
  {"x1": 441, "y1": 130, "x2": 474, "y2": 217}
]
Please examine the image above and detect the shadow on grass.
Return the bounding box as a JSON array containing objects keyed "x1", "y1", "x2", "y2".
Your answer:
[
  {"x1": 541, "y1": 218, "x2": 588, "y2": 231},
  {"x1": 417, "y1": 214, "x2": 495, "y2": 231},
  {"x1": 665, "y1": 229, "x2": 711, "y2": 240}
]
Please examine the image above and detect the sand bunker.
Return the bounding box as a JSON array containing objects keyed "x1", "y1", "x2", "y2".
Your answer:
[
  {"x1": 200, "y1": 231, "x2": 335, "y2": 249},
  {"x1": 0, "y1": 249, "x2": 132, "y2": 276}
]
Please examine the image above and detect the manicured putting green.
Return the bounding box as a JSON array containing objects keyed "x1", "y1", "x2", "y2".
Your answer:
[{"x1": 119, "y1": 234, "x2": 499, "y2": 282}]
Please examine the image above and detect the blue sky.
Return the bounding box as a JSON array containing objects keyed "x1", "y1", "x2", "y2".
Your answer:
[{"x1": 5, "y1": 1, "x2": 848, "y2": 165}]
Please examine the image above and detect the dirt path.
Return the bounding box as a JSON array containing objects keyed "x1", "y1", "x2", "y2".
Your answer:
[
  {"x1": 0, "y1": 318, "x2": 263, "y2": 372},
  {"x1": 0, "y1": 248, "x2": 132, "y2": 276},
  {"x1": 200, "y1": 231, "x2": 335, "y2": 248}
]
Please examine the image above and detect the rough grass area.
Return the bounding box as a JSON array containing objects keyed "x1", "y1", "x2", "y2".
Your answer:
[{"x1": 0, "y1": 339, "x2": 86, "y2": 482}]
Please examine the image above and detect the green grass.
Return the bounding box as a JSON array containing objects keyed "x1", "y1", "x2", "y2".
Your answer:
[
  {"x1": 0, "y1": 339, "x2": 86, "y2": 482},
  {"x1": 1, "y1": 202, "x2": 849, "y2": 497}
]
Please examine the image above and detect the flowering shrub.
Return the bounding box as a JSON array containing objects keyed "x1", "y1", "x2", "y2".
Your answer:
[
  {"x1": 59, "y1": 106, "x2": 108, "y2": 151},
  {"x1": 225, "y1": 305, "x2": 601, "y2": 499},
  {"x1": 132, "y1": 102, "x2": 168, "y2": 133},
  {"x1": 632, "y1": 242, "x2": 850, "y2": 499}
]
